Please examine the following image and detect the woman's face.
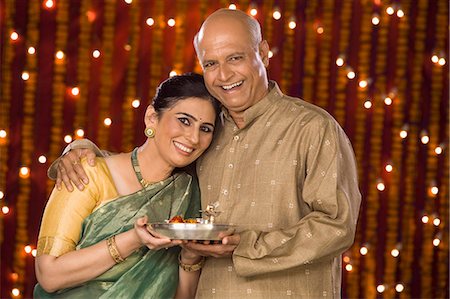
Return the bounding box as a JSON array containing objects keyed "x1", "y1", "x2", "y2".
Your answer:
[{"x1": 152, "y1": 97, "x2": 216, "y2": 168}]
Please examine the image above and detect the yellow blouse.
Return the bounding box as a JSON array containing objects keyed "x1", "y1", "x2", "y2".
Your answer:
[{"x1": 37, "y1": 158, "x2": 119, "y2": 257}]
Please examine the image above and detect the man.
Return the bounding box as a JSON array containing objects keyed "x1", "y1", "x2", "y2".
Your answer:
[{"x1": 52, "y1": 8, "x2": 361, "y2": 298}]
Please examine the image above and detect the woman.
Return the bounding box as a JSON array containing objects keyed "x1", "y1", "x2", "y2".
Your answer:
[{"x1": 34, "y1": 73, "x2": 221, "y2": 298}]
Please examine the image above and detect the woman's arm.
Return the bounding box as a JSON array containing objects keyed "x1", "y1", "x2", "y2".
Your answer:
[{"x1": 36, "y1": 216, "x2": 180, "y2": 293}]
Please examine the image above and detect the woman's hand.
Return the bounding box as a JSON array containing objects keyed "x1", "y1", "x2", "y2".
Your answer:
[
  {"x1": 56, "y1": 148, "x2": 97, "y2": 191},
  {"x1": 134, "y1": 216, "x2": 182, "y2": 250}
]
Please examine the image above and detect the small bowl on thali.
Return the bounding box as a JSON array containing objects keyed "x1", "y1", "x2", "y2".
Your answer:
[{"x1": 149, "y1": 222, "x2": 235, "y2": 241}]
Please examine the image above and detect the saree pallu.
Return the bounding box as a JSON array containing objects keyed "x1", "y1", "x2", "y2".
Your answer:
[{"x1": 34, "y1": 172, "x2": 200, "y2": 299}]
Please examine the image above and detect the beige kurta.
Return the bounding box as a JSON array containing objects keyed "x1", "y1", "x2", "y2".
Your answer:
[{"x1": 195, "y1": 82, "x2": 361, "y2": 298}]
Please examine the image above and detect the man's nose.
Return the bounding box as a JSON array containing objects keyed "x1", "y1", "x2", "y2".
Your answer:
[{"x1": 218, "y1": 63, "x2": 233, "y2": 81}]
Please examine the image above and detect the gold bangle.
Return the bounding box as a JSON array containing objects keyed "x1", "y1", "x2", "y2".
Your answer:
[
  {"x1": 178, "y1": 252, "x2": 205, "y2": 272},
  {"x1": 106, "y1": 235, "x2": 125, "y2": 264}
]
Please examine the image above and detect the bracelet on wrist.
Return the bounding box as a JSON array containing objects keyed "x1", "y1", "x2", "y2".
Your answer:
[
  {"x1": 106, "y1": 235, "x2": 125, "y2": 264},
  {"x1": 178, "y1": 252, "x2": 205, "y2": 272}
]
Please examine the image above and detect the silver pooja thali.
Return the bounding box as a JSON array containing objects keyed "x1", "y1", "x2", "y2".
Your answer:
[{"x1": 149, "y1": 202, "x2": 234, "y2": 241}]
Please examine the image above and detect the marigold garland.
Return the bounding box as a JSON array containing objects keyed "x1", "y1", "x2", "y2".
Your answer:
[
  {"x1": 96, "y1": 0, "x2": 116, "y2": 149},
  {"x1": 74, "y1": 0, "x2": 93, "y2": 136},
  {"x1": 148, "y1": 1, "x2": 165, "y2": 105},
  {"x1": 121, "y1": 0, "x2": 141, "y2": 151},
  {"x1": 301, "y1": 0, "x2": 318, "y2": 104},
  {"x1": 279, "y1": 0, "x2": 296, "y2": 93},
  {"x1": 12, "y1": 0, "x2": 40, "y2": 295},
  {"x1": 0, "y1": 0, "x2": 15, "y2": 248}
]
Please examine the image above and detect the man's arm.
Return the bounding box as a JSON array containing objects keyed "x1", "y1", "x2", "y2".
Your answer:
[{"x1": 48, "y1": 139, "x2": 107, "y2": 191}]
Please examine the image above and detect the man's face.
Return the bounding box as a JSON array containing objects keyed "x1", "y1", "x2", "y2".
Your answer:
[{"x1": 196, "y1": 19, "x2": 269, "y2": 117}]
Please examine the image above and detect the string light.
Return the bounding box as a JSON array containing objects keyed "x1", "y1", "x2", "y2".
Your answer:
[
  {"x1": 358, "y1": 79, "x2": 368, "y2": 88},
  {"x1": 343, "y1": 255, "x2": 350, "y2": 263},
  {"x1": 43, "y1": 0, "x2": 54, "y2": 9},
  {"x1": 28, "y1": 47, "x2": 36, "y2": 54},
  {"x1": 288, "y1": 18, "x2": 296, "y2": 30},
  {"x1": 55, "y1": 50, "x2": 65, "y2": 60},
  {"x1": 21, "y1": 72, "x2": 30, "y2": 81},
  {"x1": 272, "y1": 8, "x2": 281, "y2": 20},
  {"x1": 430, "y1": 186, "x2": 439, "y2": 195},
  {"x1": 421, "y1": 215, "x2": 429, "y2": 224},
  {"x1": 376, "y1": 180, "x2": 385, "y2": 191},
  {"x1": 433, "y1": 217, "x2": 441, "y2": 227},
  {"x1": 391, "y1": 248, "x2": 400, "y2": 257},
  {"x1": 19, "y1": 167, "x2": 30, "y2": 179},
  {"x1": 433, "y1": 237, "x2": 441, "y2": 247},
  {"x1": 146, "y1": 18, "x2": 155, "y2": 26},
  {"x1": 38, "y1": 155, "x2": 47, "y2": 164},
  {"x1": 371, "y1": 14, "x2": 380, "y2": 25},
  {"x1": 104, "y1": 118, "x2": 112, "y2": 126},
  {"x1": 11, "y1": 288, "x2": 20, "y2": 297},
  {"x1": 386, "y1": 6, "x2": 395, "y2": 15},
  {"x1": 384, "y1": 96, "x2": 393, "y2": 106},
  {"x1": 345, "y1": 264, "x2": 353, "y2": 271},
  {"x1": 438, "y1": 57, "x2": 446, "y2": 66},
  {"x1": 268, "y1": 51, "x2": 274, "y2": 58},
  {"x1": 169, "y1": 70, "x2": 177, "y2": 77},
  {"x1": 385, "y1": 163, "x2": 393, "y2": 172},
  {"x1": 336, "y1": 56, "x2": 345, "y2": 67},
  {"x1": 0, "y1": 191, "x2": 4, "y2": 199},
  {"x1": 24, "y1": 245, "x2": 32, "y2": 254},
  {"x1": 396, "y1": 9, "x2": 405, "y2": 18},
  {"x1": 132, "y1": 99, "x2": 140, "y2": 108},
  {"x1": 124, "y1": 44, "x2": 131, "y2": 51},
  {"x1": 64, "y1": 135, "x2": 73, "y2": 143},
  {"x1": 346, "y1": 68, "x2": 356, "y2": 79},
  {"x1": 167, "y1": 18, "x2": 176, "y2": 27},
  {"x1": 0, "y1": 129, "x2": 6, "y2": 138},
  {"x1": 395, "y1": 284, "x2": 405, "y2": 293},
  {"x1": 434, "y1": 145, "x2": 443, "y2": 154},
  {"x1": 363, "y1": 100, "x2": 372, "y2": 109},
  {"x1": 32, "y1": 249, "x2": 37, "y2": 257},
  {"x1": 124, "y1": 0, "x2": 132, "y2": 4},
  {"x1": 92, "y1": 49, "x2": 101, "y2": 58},
  {"x1": 75, "y1": 129, "x2": 85, "y2": 137},
  {"x1": 360, "y1": 245, "x2": 368, "y2": 255},
  {"x1": 316, "y1": 26, "x2": 324, "y2": 34},
  {"x1": 249, "y1": 6, "x2": 258, "y2": 16},
  {"x1": 10, "y1": 31, "x2": 19, "y2": 41},
  {"x1": 2, "y1": 206, "x2": 9, "y2": 214},
  {"x1": 377, "y1": 284, "x2": 386, "y2": 293},
  {"x1": 71, "y1": 87, "x2": 80, "y2": 96},
  {"x1": 420, "y1": 130, "x2": 430, "y2": 144},
  {"x1": 228, "y1": 3, "x2": 237, "y2": 10},
  {"x1": 431, "y1": 54, "x2": 439, "y2": 63},
  {"x1": 400, "y1": 124, "x2": 409, "y2": 139}
]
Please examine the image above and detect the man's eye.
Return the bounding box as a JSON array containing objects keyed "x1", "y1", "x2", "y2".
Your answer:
[
  {"x1": 229, "y1": 56, "x2": 242, "y2": 62},
  {"x1": 203, "y1": 62, "x2": 215, "y2": 68},
  {"x1": 178, "y1": 118, "x2": 190, "y2": 126}
]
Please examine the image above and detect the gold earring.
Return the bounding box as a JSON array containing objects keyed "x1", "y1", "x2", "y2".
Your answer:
[{"x1": 144, "y1": 127, "x2": 155, "y2": 138}]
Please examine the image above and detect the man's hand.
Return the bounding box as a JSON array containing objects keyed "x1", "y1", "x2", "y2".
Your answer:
[
  {"x1": 56, "y1": 148, "x2": 97, "y2": 192},
  {"x1": 183, "y1": 232, "x2": 241, "y2": 258}
]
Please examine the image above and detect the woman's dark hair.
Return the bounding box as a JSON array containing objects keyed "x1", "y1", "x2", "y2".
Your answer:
[{"x1": 152, "y1": 72, "x2": 221, "y2": 116}]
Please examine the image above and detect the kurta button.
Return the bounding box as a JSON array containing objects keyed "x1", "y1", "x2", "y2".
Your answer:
[{"x1": 233, "y1": 135, "x2": 239, "y2": 141}]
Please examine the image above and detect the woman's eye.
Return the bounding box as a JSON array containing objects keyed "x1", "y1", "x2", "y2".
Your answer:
[
  {"x1": 200, "y1": 126, "x2": 213, "y2": 133},
  {"x1": 178, "y1": 117, "x2": 190, "y2": 126}
]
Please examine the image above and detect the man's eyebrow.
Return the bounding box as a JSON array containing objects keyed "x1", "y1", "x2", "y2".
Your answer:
[{"x1": 175, "y1": 112, "x2": 215, "y2": 127}]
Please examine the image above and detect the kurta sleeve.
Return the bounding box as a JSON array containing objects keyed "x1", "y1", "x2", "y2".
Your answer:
[
  {"x1": 37, "y1": 158, "x2": 109, "y2": 257},
  {"x1": 232, "y1": 117, "x2": 361, "y2": 277}
]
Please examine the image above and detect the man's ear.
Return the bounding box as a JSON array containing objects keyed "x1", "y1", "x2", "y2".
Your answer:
[
  {"x1": 259, "y1": 40, "x2": 270, "y2": 68},
  {"x1": 144, "y1": 105, "x2": 158, "y2": 127}
]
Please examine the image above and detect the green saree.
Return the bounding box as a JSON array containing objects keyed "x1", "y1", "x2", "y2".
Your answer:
[{"x1": 34, "y1": 172, "x2": 200, "y2": 299}]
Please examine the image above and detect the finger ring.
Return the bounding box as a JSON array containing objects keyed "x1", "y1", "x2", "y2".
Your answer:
[{"x1": 72, "y1": 160, "x2": 78, "y2": 165}]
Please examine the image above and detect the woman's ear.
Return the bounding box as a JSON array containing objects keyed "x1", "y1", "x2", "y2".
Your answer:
[{"x1": 144, "y1": 105, "x2": 158, "y2": 127}]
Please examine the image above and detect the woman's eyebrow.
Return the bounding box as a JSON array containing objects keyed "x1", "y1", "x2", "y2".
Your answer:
[{"x1": 175, "y1": 112, "x2": 215, "y2": 127}]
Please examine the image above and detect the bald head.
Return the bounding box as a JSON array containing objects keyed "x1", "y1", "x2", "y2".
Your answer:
[{"x1": 194, "y1": 9, "x2": 263, "y2": 55}]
